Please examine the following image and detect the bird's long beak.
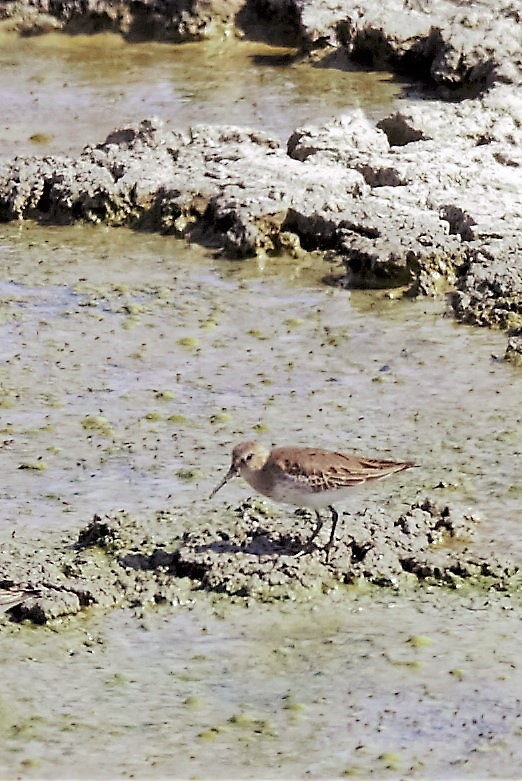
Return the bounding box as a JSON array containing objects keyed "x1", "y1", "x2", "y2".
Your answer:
[{"x1": 209, "y1": 466, "x2": 237, "y2": 499}]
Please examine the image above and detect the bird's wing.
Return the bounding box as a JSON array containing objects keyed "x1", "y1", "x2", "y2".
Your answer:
[{"x1": 269, "y1": 447, "x2": 413, "y2": 492}]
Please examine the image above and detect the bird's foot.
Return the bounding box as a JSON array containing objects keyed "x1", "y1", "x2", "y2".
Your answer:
[{"x1": 323, "y1": 543, "x2": 334, "y2": 563}]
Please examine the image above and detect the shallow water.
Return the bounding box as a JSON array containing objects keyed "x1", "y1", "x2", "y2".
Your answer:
[
  {"x1": 1, "y1": 30, "x2": 522, "y2": 781},
  {"x1": 0, "y1": 31, "x2": 403, "y2": 157}
]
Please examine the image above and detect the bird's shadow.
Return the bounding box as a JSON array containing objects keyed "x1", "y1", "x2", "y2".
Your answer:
[
  {"x1": 116, "y1": 529, "x2": 307, "y2": 575},
  {"x1": 193, "y1": 528, "x2": 307, "y2": 558}
]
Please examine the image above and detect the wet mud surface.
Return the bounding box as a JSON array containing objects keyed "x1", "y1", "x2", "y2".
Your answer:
[
  {"x1": 1, "y1": 200, "x2": 521, "y2": 780},
  {"x1": 1, "y1": 221, "x2": 520, "y2": 544},
  {"x1": 3, "y1": 588, "x2": 522, "y2": 778},
  {"x1": 1, "y1": 16, "x2": 521, "y2": 779}
]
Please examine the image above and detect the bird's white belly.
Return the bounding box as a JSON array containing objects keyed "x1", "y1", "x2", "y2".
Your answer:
[{"x1": 266, "y1": 478, "x2": 364, "y2": 510}]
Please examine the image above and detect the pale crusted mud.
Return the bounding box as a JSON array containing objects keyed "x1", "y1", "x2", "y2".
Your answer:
[{"x1": 1, "y1": 96, "x2": 521, "y2": 358}]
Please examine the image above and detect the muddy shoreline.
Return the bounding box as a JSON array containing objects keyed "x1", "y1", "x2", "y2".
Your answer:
[
  {"x1": 1, "y1": 100, "x2": 522, "y2": 361},
  {"x1": 3, "y1": 0, "x2": 521, "y2": 94},
  {"x1": 1, "y1": 214, "x2": 519, "y2": 629},
  {"x1": 0, "y1": 0, "x2": 521, "y2": 620},
  {"x1": 1, "y1": 1, "x2": 521, "y2": 361},
  {"x1": 1, "y1": 9, "x2": 522, "y2": 774}
]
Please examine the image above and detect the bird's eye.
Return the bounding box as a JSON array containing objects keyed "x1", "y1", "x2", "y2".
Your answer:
[{"x1": 245, "y1": 453, "x2": 254, "y2": 462}]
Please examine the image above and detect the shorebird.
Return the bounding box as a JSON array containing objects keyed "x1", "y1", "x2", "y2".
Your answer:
[{"x1": 210, "y1": 440, "x2": 415, "y2": 555}]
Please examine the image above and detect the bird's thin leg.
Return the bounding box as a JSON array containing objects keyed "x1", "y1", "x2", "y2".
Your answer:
[
  {"x1": 306, "y1": 511, "x2": 324, "y2": 547},
  {"x1": 324, "y1": 505, "x2": 339, "y2": 559},
  {"x1": 295, "y1": 512, "x2": 324, "y2": 557}
]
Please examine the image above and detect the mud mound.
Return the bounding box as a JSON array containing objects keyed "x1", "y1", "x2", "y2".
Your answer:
[
  {"x1": 0, "y1": 498, "x2": 520, "y2": 624},
  {"x1": 0, "y1": 511, "x2": 187, "y2": 625}
]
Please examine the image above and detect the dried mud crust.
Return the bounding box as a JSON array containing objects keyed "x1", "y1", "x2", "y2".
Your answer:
[
  {"x1": 176, "y1": 498, "x2": 520, "y2": 598},
  {"x1": 0, "y1": 90, "x2": 521, "y2": 360},
  {"x1": 0, "y1": 511, "x2": 191, "y2": 625},
  {"x1": 0, "y1": 0, "x2": 244, "y2": 40},
  {"x1": 1, "y1": 498, "x2": 520, "y2": 625}
]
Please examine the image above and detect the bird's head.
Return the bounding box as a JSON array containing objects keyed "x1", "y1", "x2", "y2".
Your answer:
[{"x1": 209, "y1": 441, "x2": 269, "y2": 498}]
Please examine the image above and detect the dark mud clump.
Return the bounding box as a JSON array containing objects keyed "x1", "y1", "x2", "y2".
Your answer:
[
  {"x1": 1, "y1": 498, "x2": 520, "y2": 624},
  {"x1": 505, "y1": 330, "x2": 522, "y2": 366},
  {"x1": 0, "y1": 0, "x2": 244, "y2": 41},
  {"x1": 0, "y1": 511, "x2": 190, "y2": 625},
  {"x1": 452, "y1": 250, "x2": 522, "y2": 357}
]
